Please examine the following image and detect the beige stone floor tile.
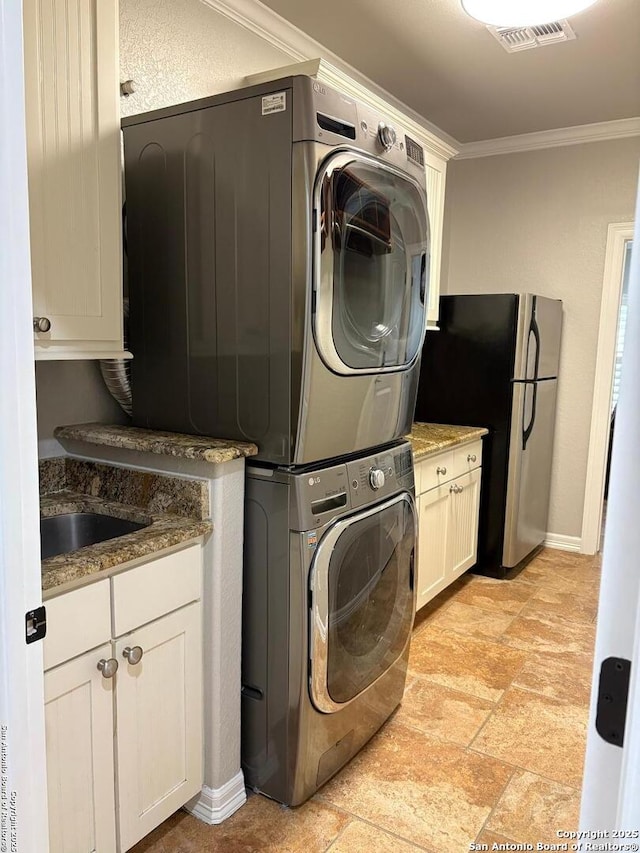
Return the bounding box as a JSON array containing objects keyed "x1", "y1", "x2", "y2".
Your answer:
[
  {"x1": 513, "y1": 651, "x2": 594, "y2": 705},
  {"x1": 472, "y1": 687, "x2": 588, "y2": 787},
  {"x1": 449, "y1": 575, "x2": 537, "y2": 614},
  {"x1": 519, "y1": 586, "x2": 599, "y2": 625},
  {"x1": 129, "y1": 793, "x2": 349, "y2": 853},
  {"x1": 317, "y1": 720, "x2": 513, "y2": 853},
  {"x1": 475, "y1": 830, "x2": 520, "y2": 848},
  {"x1": 501, "y1": 612, "x2": 596, "y2": 658},
  {"x1": 409, "y1": 626, "x2": 527, "y2": 701},
  {"x1": 428, "y1": 600, "x2": 517, "y2": 640},
  {"x1": 393, "y1": 674, "x2": 494, "y2": 746},
  {"x1": 412, "y1": 580, "x2": 466, "y2": 634},
  {"x1": 326, "y1": 820, "x2": 432, "y2": 853},
  {"x1": 519, "y1": 553, "x2": 601, "y2": 590},
  {"x1": 485, "y1": 769, "x2": 581, "y2": 845}
]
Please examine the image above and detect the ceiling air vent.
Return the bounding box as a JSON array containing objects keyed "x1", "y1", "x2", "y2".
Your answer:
[{"x1": 488, "y1": 19, "x2": 576, "y2": 52}]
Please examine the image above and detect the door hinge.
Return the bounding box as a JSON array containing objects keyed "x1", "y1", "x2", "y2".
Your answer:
[
  {"x1": 596, "y1": 656, "x2": 631, "y2": 747},
  {"x1": 25, "y1": 606, "x2": 47, "y2": 644}
]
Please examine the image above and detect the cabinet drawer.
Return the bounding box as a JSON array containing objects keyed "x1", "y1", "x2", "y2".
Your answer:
[
  {"x1": 453, "y1": 440, "x2": 483, "y2": 476},
  {"x1": 112, "y1": 545, "x2": 202, "y2": 637},
  {"x1": 44, "y1": 579, "x2": 111, "y2": 671},
  {"x1": 416, "y1": 450, "x2": 454, "y2": 495}
]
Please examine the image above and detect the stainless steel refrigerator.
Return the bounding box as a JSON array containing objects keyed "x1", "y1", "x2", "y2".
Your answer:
[{"x1": 415, "y1": 293, "x2": 563, "y2": 578}]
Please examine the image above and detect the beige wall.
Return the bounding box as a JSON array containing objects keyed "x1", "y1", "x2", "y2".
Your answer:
[
  {"x1": 36, "y1": 0, "x2": 289, "y2": 454},
  {"x1": 441, "y1": 138, "x2": 640, "y2": 540}
]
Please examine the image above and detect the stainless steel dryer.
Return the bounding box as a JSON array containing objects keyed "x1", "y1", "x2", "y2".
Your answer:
[
  {"x1": 122, "y1": 76, "x2": 430, "y2": 465},
  {"x1": 242, "y1": 441, "x2": 416, "y2": 805}
]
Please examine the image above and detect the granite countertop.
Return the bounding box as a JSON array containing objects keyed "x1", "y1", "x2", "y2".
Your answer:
[
  {"x1": 40, "y1": 458, "x2": 211, "y2": 596},
  {"x1": 54, "y1": 423, "x2": 258, "y2": 465},
  {"x1": 406, "y1": 422, "x2": 488, "y2": 462}
]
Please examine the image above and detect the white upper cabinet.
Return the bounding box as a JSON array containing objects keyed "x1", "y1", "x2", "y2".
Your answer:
[
  {"x1": 23, "y1": 0, "x2": 126, "y2": 359},
  {"x1": 424, "y1": 152, "x2": 447, "y2": 329}
]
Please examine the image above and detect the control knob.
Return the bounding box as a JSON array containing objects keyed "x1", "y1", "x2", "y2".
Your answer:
[
  {"x1": 377, "y1": 122, "x2": 397, "y2": 151},
  {"x1": 369, "y1": 467, "x2": 386, "y2": 490}
]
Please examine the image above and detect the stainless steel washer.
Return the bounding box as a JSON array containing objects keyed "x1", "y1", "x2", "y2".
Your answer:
[{"x1": 242, "y1": 441, "x2": 416, "y2": 805}]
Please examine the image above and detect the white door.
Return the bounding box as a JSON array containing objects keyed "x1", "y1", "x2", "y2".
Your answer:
[
  {"x1": 447, "y1": 469, "x2": 481, "y2": 579},
  {"x1": 44, "y1": 645, "x2": 117, "y2": 853},
  {"x1": 416, "y1": 485, "x2": 449, "y2": 610},
  {"x1": 0, "y1": 1, "x2": 49, "y2": 849},
  {"x1": 580, "y1": 205, "x2": 640, "y2": 828},
  {"x1": 114, "y1": 603, "x2": 203, "y2": 852}
]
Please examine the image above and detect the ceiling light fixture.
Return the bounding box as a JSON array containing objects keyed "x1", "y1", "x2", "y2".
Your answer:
[{"x1": 461, "y1": 0, "x2": 599, "y2": 27}]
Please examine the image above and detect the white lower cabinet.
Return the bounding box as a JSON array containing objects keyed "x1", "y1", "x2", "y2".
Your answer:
[
  {"x1": 44, "y1": 644, "x2": 117, "y2": 853},
  {"x1": 43, "y1": 545, "x2": 203, "y2": 853},
  {"x1": 115, "y1": 603, "x2": 203, "y2": 852},
  {"x1": 415, "y1": 443, "x2": 482, "y2": 611}
]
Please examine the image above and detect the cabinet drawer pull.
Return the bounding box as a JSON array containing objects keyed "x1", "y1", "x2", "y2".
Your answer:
[
  {"x1": 467, "y1": 454, "x2": 477, "y2": 463},
  {"x1": 33, "y1": 316, "x2": 51, "y2": 333},
  {"x1": 436, "y1": 466, "x2": 447, "y2": 475},
  {"x1": 97, "y1": 658, "x2": 119, "y2": 679},
  {"x1": 449, "y1": 484, "x2": 464, "y2": 494},
  {"x1": 123, "y1": 646, "x2": 144, "y2": 665}
]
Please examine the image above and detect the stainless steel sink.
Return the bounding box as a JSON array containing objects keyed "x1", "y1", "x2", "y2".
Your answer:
[{"x1": 40, "y1": 512, "x2": 150, "y2": 559}]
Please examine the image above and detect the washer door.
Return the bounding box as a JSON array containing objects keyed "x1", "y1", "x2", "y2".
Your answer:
[
  {"x1": 309, "y1": 493, "x2": 416, "y2": 714},
  {"x1": 314, "y1": 151, "x2": 429, "y2": 375}
]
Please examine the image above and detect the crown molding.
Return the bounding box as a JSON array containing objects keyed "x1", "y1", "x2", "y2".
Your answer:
[
  {"x1": 455, "y1": 116, "x2": 640, "y2": 160},
  {"x1": 199, "y1": 0, "x2": 459, "y2": 160}
]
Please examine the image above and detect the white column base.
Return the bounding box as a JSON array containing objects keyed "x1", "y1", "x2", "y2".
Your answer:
[{"x1": 185, "y1": 771, "x2": 247, "y2": 825}]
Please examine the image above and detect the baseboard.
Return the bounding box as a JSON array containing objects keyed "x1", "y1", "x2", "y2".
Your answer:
[
  {"x1": 544, "y1": 533, "x2": 583, "y2": 553},
  {"x1": 184, "y1": 771, "x2": 247, "y2": 825}
]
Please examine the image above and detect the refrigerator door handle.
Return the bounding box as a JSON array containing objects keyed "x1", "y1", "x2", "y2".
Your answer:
[
  {"x1": 526, "y1": 314, "x2": 541, "y2": 381},
  {"x1": 523, "y1": 381, "x2": 538, "y2": 450}
]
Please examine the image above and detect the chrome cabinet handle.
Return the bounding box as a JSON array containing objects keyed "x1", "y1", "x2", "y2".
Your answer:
[
  {"x1": 449, "y1": 484, "x2": 457, "y2": 494},
  {"x1": 123, "y1": 646, "x2": 144, "y2": 665},
  {"x1": 436, "y1": 466, "x2": 447, "y2": 475},
  {"x1": 449, "y1": 484, "x2": 464, "y2": 494},
  {"x1": 33, "y1": 316, "x2": 51, "y2": 332},
  {"x1": 467, "y1": 454, "x2": 477, "y2": 463},
  {"x1": 457, "y1": 484, "x2": 464, "y2": 492},
  {"x1": 97, "y1": 658, "x2": 119, "y2": 679}
]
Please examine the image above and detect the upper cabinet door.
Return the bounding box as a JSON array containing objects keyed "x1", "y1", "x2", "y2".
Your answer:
[
  {"x1": 424, "y1": 153, "x2": 447, "y2": 329},
  {"x1": 23, "y1": 0, "x2": 125, "y2": 359}
]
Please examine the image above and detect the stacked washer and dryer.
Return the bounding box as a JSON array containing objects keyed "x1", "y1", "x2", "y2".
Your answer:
[{"x1": 121, "y1": 75, "x2": 430, "y2": 806}]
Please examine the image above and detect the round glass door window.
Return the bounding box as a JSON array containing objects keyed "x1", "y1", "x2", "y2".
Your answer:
[
  {"x1": 316, "y1": 154, "x2": 430, "y2": 372},
  {"x1": 323, "y1": 497, "x2": 415, "y2": 704}
]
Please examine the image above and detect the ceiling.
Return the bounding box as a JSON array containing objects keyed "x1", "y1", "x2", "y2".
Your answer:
[{"x1": 258, "y1": 0, "x2": 640, "y2": 143}]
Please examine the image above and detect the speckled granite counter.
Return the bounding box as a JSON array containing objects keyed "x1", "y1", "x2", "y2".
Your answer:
[
  {"x1": 40, "y1": 457, "x2": 211, "y2": 596},
  {"x1": 406, "y1": 422, "x2": 488, "y2": 462},
  {"x1": 54, "y1": 423, "x2": 258, "y2": 464}
]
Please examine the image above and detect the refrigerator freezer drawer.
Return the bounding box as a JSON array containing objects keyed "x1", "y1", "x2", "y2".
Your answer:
[{"x1": 503, "y1": 380, "x2": 558, "y2": 568}]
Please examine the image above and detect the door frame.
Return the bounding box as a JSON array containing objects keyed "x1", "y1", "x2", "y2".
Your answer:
[
  {"x1": 581, "y1": 221, "x2": 635, "y2": 554},
  {"x1": 0, "y1": 0, "x2": 50, "y2": 849}
]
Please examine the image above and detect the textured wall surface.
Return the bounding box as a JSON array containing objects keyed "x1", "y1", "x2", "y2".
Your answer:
[
  {"x1": 441, "y1": 138, "x2": 640, "y2": 539},
  {"x1": 36, "y1": 361, "x2": 128, "y2": 455},
  {"x1": 119, "y1": 0, "x2": 289, "y2": 117}
]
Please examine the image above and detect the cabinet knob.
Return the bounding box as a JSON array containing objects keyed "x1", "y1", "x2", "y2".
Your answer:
[
  {"x1": 123, "y1": 645, "x2": 144, "y2": 665},
  {"x1": 449, "y1": 484, "x2": 463, "y2": 494},
  {"x1": 33, "y1": 316, "x2": 51, "y2": 333},
  {"x1": 97, "y1": 658, "x2": 119, "y2": 679},
  {"x1": 436, "y1": 466, "x2": 447, "y2": 475},
  {"x1": 467, "y1": 454, "x2": 477, "y2": 463}
]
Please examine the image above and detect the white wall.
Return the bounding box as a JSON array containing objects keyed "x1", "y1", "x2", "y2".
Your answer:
[
  {"x1": 35, "y1": 0, "x2": 290, "y2": 454},
  {"x1": 441, "y1": 138, "x2": 640, "y2": 540},
  {"x1": 119, "y1": 0, "x2": 289, "y2": 117}
]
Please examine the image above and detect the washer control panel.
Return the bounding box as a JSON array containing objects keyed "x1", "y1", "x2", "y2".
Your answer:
[{"x1": 346, "y1": 442, "x2": 414, "y2": 509}]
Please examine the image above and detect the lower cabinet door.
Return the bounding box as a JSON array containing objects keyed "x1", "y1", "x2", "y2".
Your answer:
[
  {"x1": 44, "y1": 643, "x2": 117, "y2": 853},
  {"x1": 447, "y1": 468, "x2": 481, "y2": 578},
  {"x1": 114, "y1": 602, "x2": 203, "y2": 852},
  {"x1": 416, "y1": 484, "x2": 451, "y2": 611}
]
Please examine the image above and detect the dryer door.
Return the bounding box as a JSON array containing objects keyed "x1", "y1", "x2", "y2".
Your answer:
[
  {"x1": 309, "y1": 492, "x2": 416, "y2": 713},
  {"x1": 314, "y1": 152, "x2": 429, "y2": 374}
]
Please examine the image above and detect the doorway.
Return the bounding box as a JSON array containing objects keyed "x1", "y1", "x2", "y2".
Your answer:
[{"x1": 582, "y1": 222, "x2": 636, "y2": 554}]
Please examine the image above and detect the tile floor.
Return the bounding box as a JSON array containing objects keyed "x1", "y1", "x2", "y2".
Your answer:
[{"x1": 131, "y1": 548, "x2": 600, "y2": 853}]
